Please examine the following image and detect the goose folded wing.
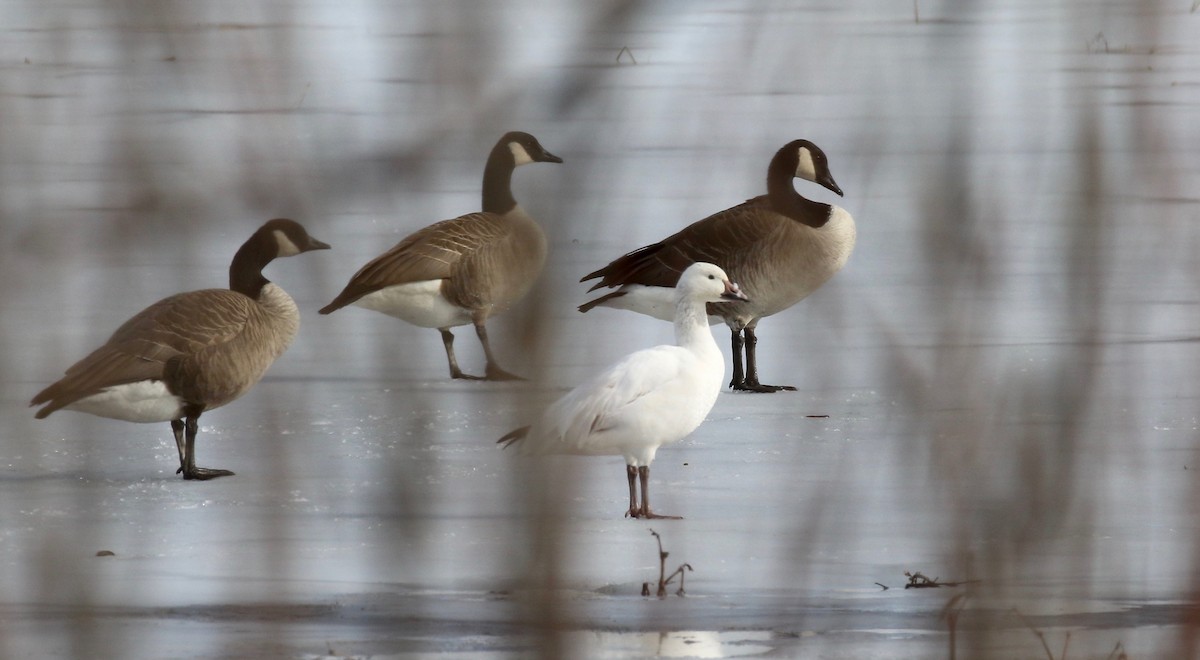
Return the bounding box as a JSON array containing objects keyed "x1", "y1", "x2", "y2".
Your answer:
[
  {"x1": 30, "y1": 340, "x2": 182, "y2": 416},
  {"x1": 440, "y1": 213, "x2": 539, "y2": 309},
  {"x1": 103, "y1": 290, "x2": 256, "y2": 357},
  {"x1": 34, "y1": 291, "x2": 257, "y2": 410},
  {"x1": 326, "y1": 213, "x2": 511, "y2": 308},
  {"x1": 542, "y1": 346, "x2": 689, "y2": 453},
  {"x1": 583, "y1": 196, "x2": 774, "y2": 290}
]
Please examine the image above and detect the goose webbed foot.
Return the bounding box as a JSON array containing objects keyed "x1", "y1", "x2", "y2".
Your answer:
[
  {"x1": 630, "y1": 508, "x2": 683, "y2": 520},
  {"x1": 450, "y1": 368, "x2": 487, "y2": 381},
  {"x1": 450, "y1": 365, "x2": 525, "y2": 381},
  {"x1": 730, "y1": 327, "x2": 794, "y2": 392},
  {"x1": 483, "y1": 364, "x2": 526, "y2": 381},
  {"x1": 469, "y1": 323, "x2": 525, "y2": 381},
  {"x1": 178, "y1": 466, "x2": 236, "y2": 480},
  {"x1": 732, "y1": 379, "x2": 797, "y2": 393},
  {"x1": 625, "y1": 465, "x2": 682, "y2": 519},
  {"x1": 175, "y1": 413, "x2": 233, "y2": 480}
]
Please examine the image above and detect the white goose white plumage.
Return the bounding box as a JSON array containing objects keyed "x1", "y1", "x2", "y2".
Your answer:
[{"x1": 498, "y1": 262, "x2": 748, "y2": 519}]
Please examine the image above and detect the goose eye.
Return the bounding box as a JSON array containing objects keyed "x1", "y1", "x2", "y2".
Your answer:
[{"x1": 708, "y1": 274, "x2": 715, "y2": 280}]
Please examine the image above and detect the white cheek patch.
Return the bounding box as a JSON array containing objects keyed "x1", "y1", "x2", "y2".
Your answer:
[
  {"x1": 509, "y1": 141, "x2": 535, "y2": 167},
  {"x1": 273, "y1": 229, "x2": 302, "y2": 257},
  {"x1": 795, "y1": 146, "x2": 817, "y2": 181}
]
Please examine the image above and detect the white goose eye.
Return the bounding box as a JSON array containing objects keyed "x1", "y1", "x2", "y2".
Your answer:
[
  {"x1": 509, "y1": 141, "x2": 534, "y2": 166},
  {"x1": 795, "y1": 146, "x2": 817, "y2": 181},
  {"x1": 708, "y1": 274, "x2": 715, "y2": 280},
  {"x1": 273, "y1": 229, "x2": 301, "y2": 257}
]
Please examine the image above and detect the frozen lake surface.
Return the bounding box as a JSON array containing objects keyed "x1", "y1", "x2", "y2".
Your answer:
[{"x1": 2, "y1": 1, "x2": 1199, "y2": 658}]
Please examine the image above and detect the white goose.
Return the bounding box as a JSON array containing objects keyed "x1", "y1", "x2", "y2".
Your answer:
[{"x1": 498, "y1": 262, "x2": 748, "y2": 519}]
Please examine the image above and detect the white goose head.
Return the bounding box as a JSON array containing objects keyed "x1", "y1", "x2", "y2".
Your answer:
[{"x1": 676, "y1": 262, "x2": 749, "y2": 305}]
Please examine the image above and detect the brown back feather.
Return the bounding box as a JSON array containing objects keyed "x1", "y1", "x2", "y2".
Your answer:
[
  {"x1": 320, "y1": 212, "x2": 516, "y2": 314},
  {"x1": 582, "y1": 196, "x2": 775, "y2": 291}
]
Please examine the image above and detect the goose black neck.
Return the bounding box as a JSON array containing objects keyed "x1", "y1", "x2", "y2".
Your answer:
[
  {"x1": 228, "y1": 232, "x2": 274, "y2": 299},
  {"x1": 766, "y1": 151, "x2": 832, "y2": 229},
  {"x1": 481, "y1": 143, "x2": 518, "y2": 215}
]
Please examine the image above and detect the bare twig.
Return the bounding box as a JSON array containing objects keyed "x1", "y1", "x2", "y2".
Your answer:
[
  {"x1": 663, "y1": 563, "x2": 693, "y2": 596},
  {"x1": 647, "y1": 529, "x2": 692, "y2": 597},
  {"x1": 677, "y1": 565, "x2": 690, "y2": 595},
  {"x1": 1012, "y1": 608, "x2": 1056, "y2": 660},
  {"x1": 905, "y1": 570, "x2": 940, "y2": 588},
  {"x1": 941, "y1": 594, "x2": 967, "y2": 660},
  {"x1": 650, "y1": 528, "x2": 668, "y2": 597},
  {"x1": 903, "y1": 570, "x2": 979, "y2": 589}
]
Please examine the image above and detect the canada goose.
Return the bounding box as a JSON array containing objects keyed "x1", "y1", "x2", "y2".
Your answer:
[
  {"x1": 499, "y1": 262, "x2": 748, "y2": 519},
  {"x1": 30, "y1": 218, "x2": 330, "y2": 479},
  {"x1": 579, "y1": 139, "x2": 854, "y2": 393},
  {"x1": 319, "y1": 131, "x2": 562, "y2": 381}
]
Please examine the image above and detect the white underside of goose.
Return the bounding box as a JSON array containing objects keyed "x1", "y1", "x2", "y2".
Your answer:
[
  {"x1": 353, "y1": 280, "x2": 473, "y2": 329},
  {"x1": 591, "y1": 284, "x2": 724, "y2": 326},
  {"x1": 64, "y1": 380, "x2": 186, "y2": 423}
]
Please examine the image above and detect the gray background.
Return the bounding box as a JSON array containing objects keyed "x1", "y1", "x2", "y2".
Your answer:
[{"x1": 1, "y1": 1, "x2": 1198, "y2": 657}]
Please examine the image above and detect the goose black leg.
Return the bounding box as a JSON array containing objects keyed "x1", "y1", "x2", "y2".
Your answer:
[
  {"x1": 440, "y1": 328, "x2": 481, "y2": 380},
  {"x1": 729, "y1": 329, "x2": 748, "y2": 390},
  {"x1": 634, "y1": 465, "x2": 681, "y2": 520},
  {"x1": 178, "y1": 406, "x2": 235, "y2": 480},
  {"x1": 473, "y1": 322, "x2": 524, "y2": 381},
  {"x1": 171, "y1": 418, "x2": 186, "y2": 472},
  {"x1": 742, "y1": 327, "x2": 796, "y2": 392}
]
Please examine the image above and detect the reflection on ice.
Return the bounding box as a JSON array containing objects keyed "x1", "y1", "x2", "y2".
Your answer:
[
  {"x1": 562, "y1": 630, "x2": 773, "y2": 659},
  {"x1": 298, "y1": 630, "x2": 774, "y2": 659}
]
